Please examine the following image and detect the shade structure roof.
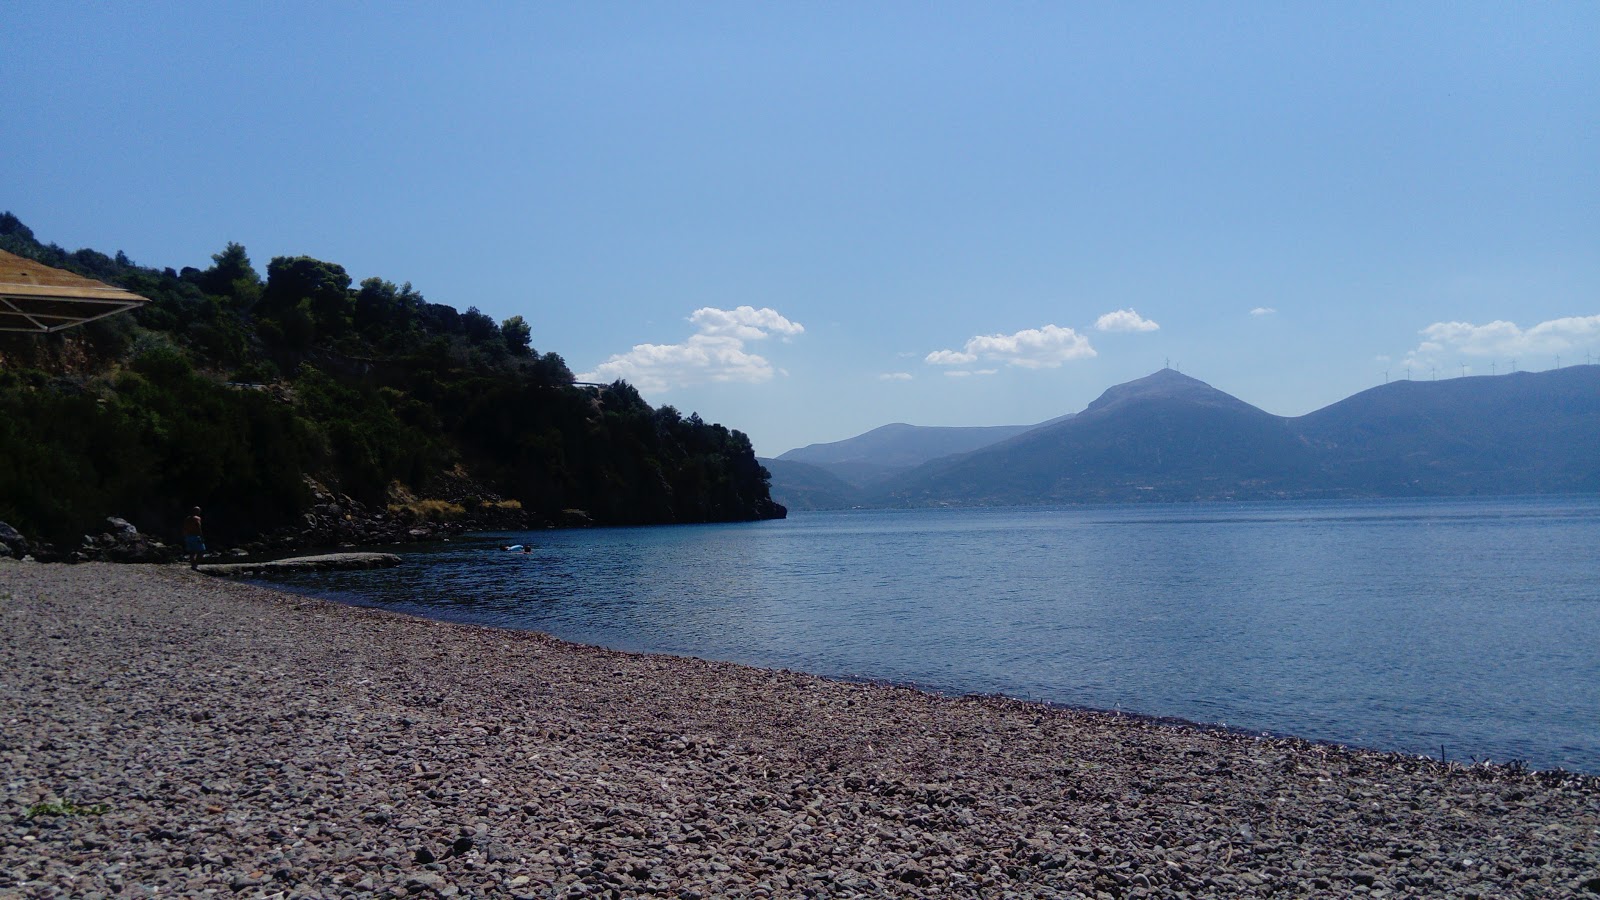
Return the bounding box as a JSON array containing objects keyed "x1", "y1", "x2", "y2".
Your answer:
[{"x1": 0, "y1": 249, "x2": 150, "y2": 333}]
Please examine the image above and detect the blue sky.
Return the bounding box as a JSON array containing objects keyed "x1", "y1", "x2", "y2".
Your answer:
[{"x1": 7, "y1": 2, "x2": 1597, "y2": 455}]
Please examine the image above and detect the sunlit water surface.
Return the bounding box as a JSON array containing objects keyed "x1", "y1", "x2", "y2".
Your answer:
[{"x1": 256, "y1": 496, "x2": 1600, "y2": 772}]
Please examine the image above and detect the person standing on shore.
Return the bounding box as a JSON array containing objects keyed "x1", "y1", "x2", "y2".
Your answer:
[{"x1": 182, "y1": 507, "x2": 205, "y2": 570}]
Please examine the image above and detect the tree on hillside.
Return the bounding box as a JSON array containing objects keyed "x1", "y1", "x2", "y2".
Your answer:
[
  {"x1": 502, "y1": 315, "x2": 532, "y2": 356},
  {"x1": 198, "y1": 242, "x2": 262, "y2": 309},
  {"x1": 354, "y1": 277, "x2": 419, "y2": 338},
  {"x1": 261, "y1": 256, "x2": 353, "y2": 342},
  {"x1": 461, "y1": 306, "x2": 500, "y2": 344}
]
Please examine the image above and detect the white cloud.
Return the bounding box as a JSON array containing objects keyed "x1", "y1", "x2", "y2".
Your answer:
[
  {"x1": 688, "y1": 305, "x2": 804, "y2": 342},
  {"x1": 1406, "y1": 315, "x2": 1600, "y2": 365},
  {"x1": 878, "y1": 372, "x2": 913, "y2": 381},
  {"x1": 1250, "y1": 307, "x2": 1277, "y2": 317},
  {"x1": 924, "y1": 349, "x2": 978, "y2": 365},
  {"x1": 1094, "y1": 308, "x2": 1160, "y2": 332},
  {"x1": 926, "y1": 324, "x2": 1096, "y2": 370},
  {"x1": 944, "y1": 370, "x2": 973, "y2": 378},
  {"x1": 579, "y1": 306, "x2": 804, "y2": 392}
]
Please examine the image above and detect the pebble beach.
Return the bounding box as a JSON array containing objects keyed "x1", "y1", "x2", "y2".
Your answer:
[{"x1": 2, "y1": 560, "x2": 1597, "y2": 898}]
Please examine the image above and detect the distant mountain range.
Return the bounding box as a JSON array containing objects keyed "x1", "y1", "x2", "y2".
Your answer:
[
  {"x1": 775, "y1": 416, "x2": 1074, "y2": 485},
  {"x1": 755, "y1": 458, "x2": 864, "y2": 511},
  {"x1": 762, "y1": 367, "x2": 1600, "y2": 509},
  {"x1": 758, "y1": 414, "x2": 1073, "y2": 510}
]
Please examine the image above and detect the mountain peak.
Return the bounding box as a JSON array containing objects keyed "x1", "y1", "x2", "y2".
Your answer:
[
  {"x1": 1084, "y1": 369, "x2": 1258, "y2": 416},
  {"x1": 1125, "y1": 368, "x2": 1212, "y2": 389}
]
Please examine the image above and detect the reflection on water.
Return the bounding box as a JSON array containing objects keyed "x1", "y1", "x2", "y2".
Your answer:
[{"x1": 258, "y1": 495, "x2": 1600, "y2": 773}]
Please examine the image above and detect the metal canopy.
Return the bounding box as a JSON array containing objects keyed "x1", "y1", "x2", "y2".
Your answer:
[{"x1": 0, "y1": 248, "x2": 150, "y2": 333}]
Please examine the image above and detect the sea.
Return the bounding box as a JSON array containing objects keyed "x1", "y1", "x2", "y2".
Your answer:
[{"x1": 252, "y1": 495, "x2": 1600, "y2": 774}]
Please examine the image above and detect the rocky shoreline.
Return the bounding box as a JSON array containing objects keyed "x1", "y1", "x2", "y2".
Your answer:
[
  {"x1": 3, "y1": 561, "x2": 1597, "y2": 899},
  {"x1": 0, "y1": 478, "x2": 547, "y2": 566}
]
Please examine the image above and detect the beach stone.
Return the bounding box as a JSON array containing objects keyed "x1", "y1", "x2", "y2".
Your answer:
[
  {"x1": 2, "y1": 560, "x2": 1598, "y2": 900},
  {"x1": 407, "y1": 871, "x2": 445, "y2": 890}
]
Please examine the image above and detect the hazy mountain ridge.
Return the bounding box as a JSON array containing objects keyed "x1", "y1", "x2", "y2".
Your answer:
[
  {"x1": 769, "y1": 367, "x2": 1600, "y2": 509},
  {"x1": 777, "y1": 416, "x2": 1073, "y2": 487},
  {"x1": 756, "y1": 458, "x2": 864, "y2": 510},
  {"x1": 1293, "y1": 367, "x2": 1600, "y2": 496},
  {"x1": 874, "y1": 370, "x2": 1318, "y2": 505}
]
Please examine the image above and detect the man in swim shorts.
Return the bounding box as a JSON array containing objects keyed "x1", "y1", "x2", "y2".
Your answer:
[{"x1": 182, "y1": 507, "x2": 205, "y2": 570}]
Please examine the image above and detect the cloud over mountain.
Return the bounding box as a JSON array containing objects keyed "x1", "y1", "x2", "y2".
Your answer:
[
  {"x1": 1406, "y1": 315, "x2": 1600, "y2": 369},
  {"x1": 925, "y1": 324, "x2": 1096, "y2": 371},
  {"x1": 1094, "y1": 309, "x2": 1160, "y2": 332},
  {"x1": 581, "y1": 306, "x2": 803, "y2": 392}
]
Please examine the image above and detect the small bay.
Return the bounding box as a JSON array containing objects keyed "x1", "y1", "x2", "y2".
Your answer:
[{"x1": 256, "y1": 495, "x2": 1600, "y2": 773}]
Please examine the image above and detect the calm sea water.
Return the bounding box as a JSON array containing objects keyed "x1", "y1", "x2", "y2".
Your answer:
[{"x1": 256, "y1": 496, "x2": 1600, "y2": 773}]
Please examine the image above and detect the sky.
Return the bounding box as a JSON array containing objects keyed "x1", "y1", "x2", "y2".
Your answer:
[{"x1": 6, "y1": 2, "x2": 1597, "y2": 456}]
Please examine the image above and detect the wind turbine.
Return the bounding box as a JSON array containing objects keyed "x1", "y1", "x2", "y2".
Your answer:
[{"x1": 1460, "y1": 363, "x2": 1467, "y2": 377}]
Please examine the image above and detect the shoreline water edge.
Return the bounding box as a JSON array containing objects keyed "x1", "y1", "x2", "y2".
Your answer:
[{"x1": 3, "y1": 561, "x2": 1597, "y2": 898}]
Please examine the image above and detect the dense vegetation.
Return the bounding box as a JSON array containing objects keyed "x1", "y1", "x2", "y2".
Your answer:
[{"x1": 0, "y1": 213, "x2": 781, "y2": 548}]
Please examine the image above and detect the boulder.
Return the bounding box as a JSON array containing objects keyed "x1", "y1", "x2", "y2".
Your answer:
[
  {"x1": 558, "y1": 509, "x2": 594, "y2": 527},
  {"x1": 72, "y1": 518, "x2": 172, "y2": 564},
  {"x1": 0, "y1": 522, "x2": 29, "y2": 559},
  {"x1": 103, "y1": 532, "x2": 168, "y2": 563}
]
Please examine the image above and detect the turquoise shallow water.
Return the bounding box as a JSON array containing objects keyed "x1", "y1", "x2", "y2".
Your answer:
[{"x1": 256, "y1": 495, "x2": 1600, "y2": 773}]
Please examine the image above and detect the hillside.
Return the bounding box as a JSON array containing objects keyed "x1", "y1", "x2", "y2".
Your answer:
[
  {"x1": 1293, "y1": 367, "x2": 1600, "y2": 495},
  {"x1": 873, "y1": 370, "x2": 1316, "y2": 505},
  {"x1": 0, "y1": 214, "x2": 783, "y2": 558},
  {"x1": 777, "y1": 416, "x2": 1072, "y2": 487},
  {"x1": 757, "y1": 458, "x2": 864, "y2": 510},
  {"x1": 869, "y1": 368, "x2": 1600, "y2": 506}
]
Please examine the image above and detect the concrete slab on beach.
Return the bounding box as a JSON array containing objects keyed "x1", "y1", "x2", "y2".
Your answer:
[{"x1": 198, "y1": 551, "x2": 401, "y2": 576}]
